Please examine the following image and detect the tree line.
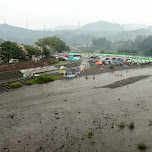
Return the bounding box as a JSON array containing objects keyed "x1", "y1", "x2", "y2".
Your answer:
[
  {"x1": 80, "y1": 35, "x2": 152, "y2": 56},
  {"x1": 0, "y1": 36, "x2": 70, "y2": 63}
]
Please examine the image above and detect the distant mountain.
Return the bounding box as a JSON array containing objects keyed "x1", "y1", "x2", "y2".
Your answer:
[
  {"x1": 123, "y1": 24, "x2": 148, "y2": 31},
  {"x1": 0, "y1": 22, "x2": 152, "y2": 46},
  {"x1": 107, "y1": 28, "x2": 152, "y2": 41},
  {"x1": 80, "y1": 21, "x2": 125, "y2": 31},
  {"x1": 47, "y1": 25, "x2": 77, "y2": 31},
  {"x1": 0, "y1": 24, "x2": 47, "y2": 45}
]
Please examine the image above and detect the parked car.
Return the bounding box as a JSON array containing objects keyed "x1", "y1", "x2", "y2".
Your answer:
[
  {"x1": 9, "y1": 59, "x2": 19, "y2": 63},
  {"x1": 58, "y1": 57, "x2": 68, "y2": 61}
]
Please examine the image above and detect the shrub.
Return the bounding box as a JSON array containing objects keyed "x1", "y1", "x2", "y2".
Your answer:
[
  {"x1": 25, "y1": 74, "x2": 62, "y2": 85},
  {"x1": 36, "y1": 75, "x2": 54, "y2": 84},
  {"x1": 35, "y1": 74, "x2": 61, "y2": 84},
  {"x1": 10, "y1": 82, "x2": 22, "y2": 88}
]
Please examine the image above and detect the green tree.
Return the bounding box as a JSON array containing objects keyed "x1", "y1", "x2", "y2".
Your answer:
[
  {"x1": 24, "y1": 45, "x2": 41, "y2": 60},
  {"x1": 35, "y1": 36, "x2": 70, "y2": 53},
  {"x1": 43, "y1": 46, "x2": 50, "y2": 58},
  {"x1": 1, "y1": 41, "x2": 25, "y2": 63},
  {"x1": 143, "y1": 49, "x2": 152, "y2": 56},
  {"x1": 138, "y1": 36, "x2": 152, "y2": 50}
]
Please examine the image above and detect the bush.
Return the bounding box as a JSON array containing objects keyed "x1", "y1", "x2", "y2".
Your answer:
[
  {"x1": 36, "y1": 75, "x2": 53, "y2": 84},
  {"x1": 10, "y1": 82, "x2": 22, "y2": 88},
  {"x1": 35, "y1": 74, "x2": 61, "y2": 84},
  {"x1": 26, "y1": 74, "x2": 62, "y2": 85}
]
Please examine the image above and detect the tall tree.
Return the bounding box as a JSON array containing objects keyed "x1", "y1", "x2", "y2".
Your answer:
[{"x1": 35, "y1": 36, "x2": 70, "y2": 53}]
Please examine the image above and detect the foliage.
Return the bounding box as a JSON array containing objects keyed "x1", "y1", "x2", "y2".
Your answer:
[
  {"x1": 35, "y1": 36, "x2": 70, "y2": 53},
  {"x1": 10, "y1": 82, "x2": 22, "y2": 88},
  {"x1": 42, "y1": 46, "x2": 50, "y2": 58},
  {"x1": 29, "y1": 74, "x2": 62, "y2": 84},
  {"x1": 138, "y1": 36, "x2": 152, "y2": 50},
  {"x1": 1, "y1": 41, "x2": 25, "y2": 63},
  {"x1": 92, "y1": 37, "x2": 111, "y2": 50},
  {"x1": 137, "y1": 141, "x2": 148, "y2": 149},
  {"x1": 143, "y1": 49, "x2": 152, "y2": 56},
  {"x1": 25, "y1": 79, "x2": 37, "y2": 85},
  {"x1": 36, "y1": 75, "x2": 53, "y2": 84},
  {"x1": 24, "y1": 45, "x2": 41, "y2": 60}
]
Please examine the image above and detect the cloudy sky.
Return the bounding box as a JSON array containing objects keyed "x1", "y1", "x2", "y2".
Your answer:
[{"x1": 0, "y1": 0, "x2": 152, "y2": 29}]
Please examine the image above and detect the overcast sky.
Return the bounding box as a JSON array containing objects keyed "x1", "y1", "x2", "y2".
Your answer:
[{"x1": 0, "y1": 0, "x2": 152, "y2": 29}]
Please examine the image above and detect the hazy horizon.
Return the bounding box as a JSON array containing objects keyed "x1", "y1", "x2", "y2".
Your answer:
[{"x1": 1, "y1": 0, "x2": 152, "y2": 30}]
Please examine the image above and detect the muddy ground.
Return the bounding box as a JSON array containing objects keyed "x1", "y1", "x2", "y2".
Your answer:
[{"x1": 1, "y1": 66, "x2": 152, "y2": 152}]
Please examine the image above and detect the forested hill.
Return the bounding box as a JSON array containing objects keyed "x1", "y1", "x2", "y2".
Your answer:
[
  {"x1": 0, "y1": 21, "x2": 152, "y2": 45},
  {"x1": 80, "y1": 21, "x2": 125, "y2": 31}
]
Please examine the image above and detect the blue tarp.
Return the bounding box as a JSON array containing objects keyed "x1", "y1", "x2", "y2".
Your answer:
[{"x1": 64, "y1": 74, "x2": 76, "y2": 78}]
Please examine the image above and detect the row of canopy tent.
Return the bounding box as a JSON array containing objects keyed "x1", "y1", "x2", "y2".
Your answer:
[{"x1": 69, "y1": 53, "x2": 152, "y2": 60}]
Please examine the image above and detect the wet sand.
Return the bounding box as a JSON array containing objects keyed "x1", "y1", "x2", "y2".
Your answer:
[
  {"x1": 102, "y1": 75, "x2": 151, "y2": 89},
  {"x1": 1, "y1": 67, "x2": 152, "y2": 151}
]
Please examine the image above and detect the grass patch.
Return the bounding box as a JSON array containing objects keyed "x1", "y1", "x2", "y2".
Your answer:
[
  {"x1": 10, "y1": 82, "x2": 22, "y2": 88},
  {"x1": 25, "y1": 79, "x2": 37, "y2": 85},
  {"x1": 137, "y1": 141, "x2": 148, "y2": 149},
  {"x1": 118, "y1": 121, "x2": 125, "y2": 128},
  {"x1": 3, "y1": 83, "x2": 8, "y2": 86},
  {"x1": 85, "y1": 131, "x2": 94, "y2": 138},
  {"x1": 128, "y1": 121, "x2": 134, "y2": 129}
]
